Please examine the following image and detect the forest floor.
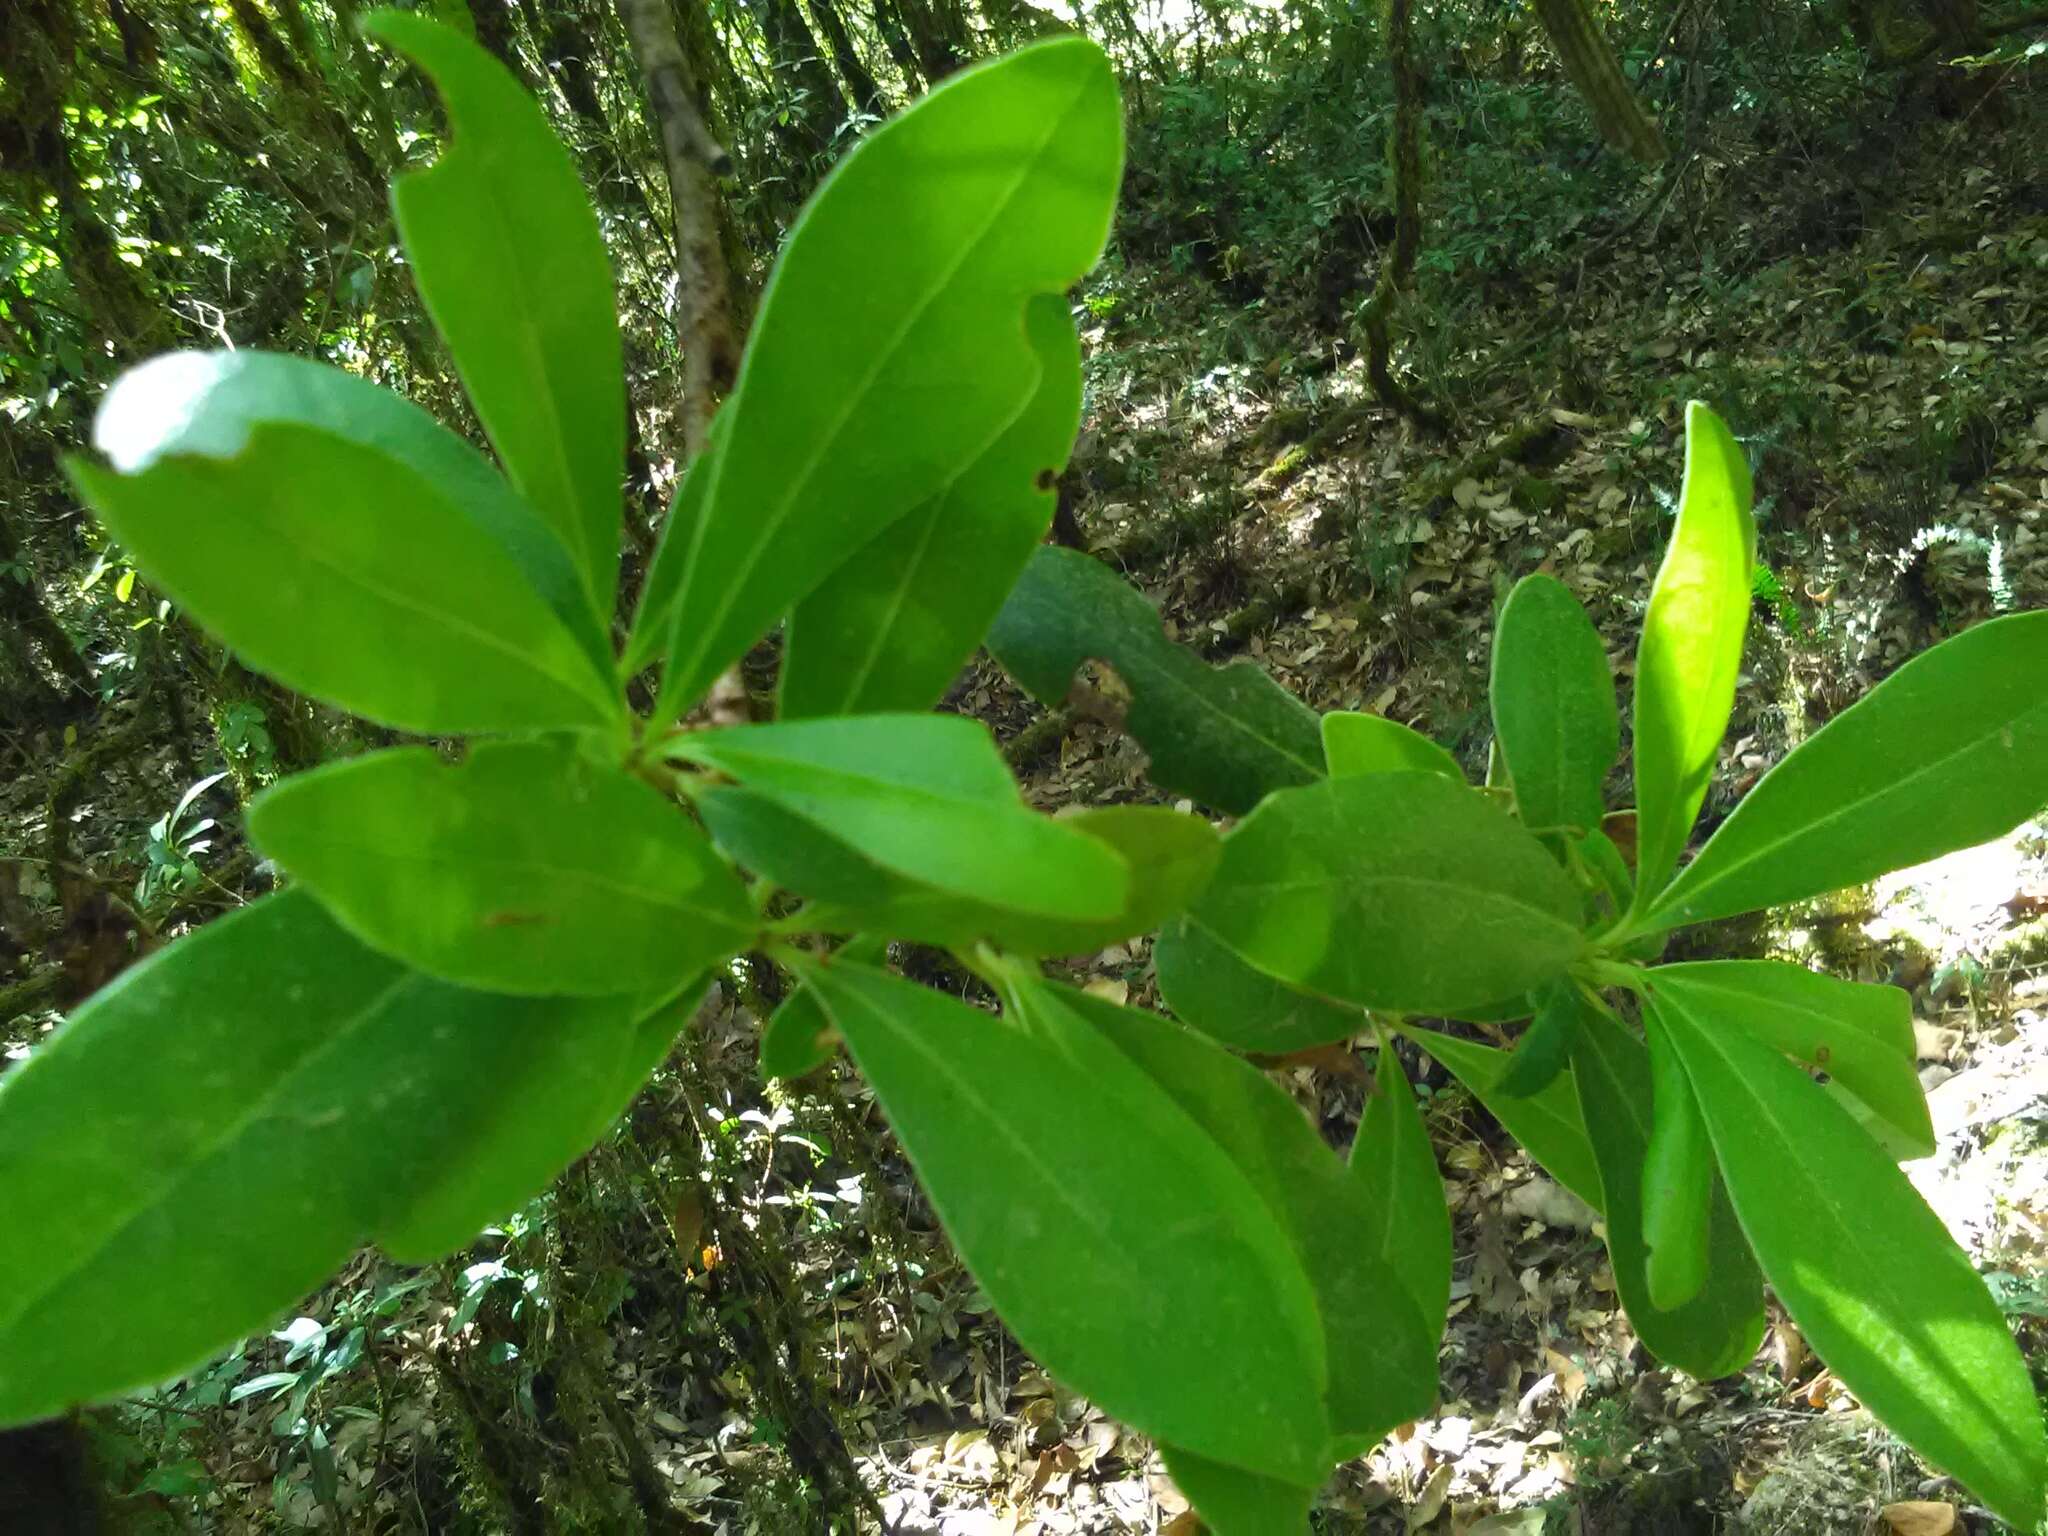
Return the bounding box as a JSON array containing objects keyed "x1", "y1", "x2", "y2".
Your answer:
[{"x1": 9, "y1": 68, "x2": 2048, "y2": 1536}]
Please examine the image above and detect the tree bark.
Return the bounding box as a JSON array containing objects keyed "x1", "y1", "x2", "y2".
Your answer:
[
  {"x1": 808, "y1": 0, "x2": 890, "y2": 115},
  {"x1": 616, "y1": 0, "x2": 744, "y2": 456}
]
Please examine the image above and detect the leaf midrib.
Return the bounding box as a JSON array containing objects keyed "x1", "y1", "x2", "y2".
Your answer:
[
  {"x1": 1649, "y1": 686, "x2": 2048, "y2": 925},
  {"x1": 209, "y1": 457, "x2": 608, "y2": 720},
  {"x1": 676, "y1": 73, "x2": 1098, "y2": 694},
  {"x1": 269, "y1": 836, "x2": 751, "y2": 932},
  {"x1": 0, "y1": 970, "x2": 415, "y2": 1342},
  {"x1": 1665, "y1": 996, "x2": 2036, "y2": 1482}
]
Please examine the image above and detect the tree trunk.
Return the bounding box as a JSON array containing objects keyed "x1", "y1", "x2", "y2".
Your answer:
[
  {"x1": 868, "y1": 0, "x2": 930, "y2": 89},
  {"x1": 745, "y1": 0, "x2": 853, "y2": 160},
  {"x1": 807, "y1": 0, "x2": 890, "y2": 115}
]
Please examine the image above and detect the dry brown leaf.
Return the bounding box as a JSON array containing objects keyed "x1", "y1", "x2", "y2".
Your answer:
[
  {"x1": 1880, "y1": 1501, "x2": 1957, "y2": 1535},
  {"x1": 1408, "y1": 1461, "x2": 1454, "y2": 1528}
]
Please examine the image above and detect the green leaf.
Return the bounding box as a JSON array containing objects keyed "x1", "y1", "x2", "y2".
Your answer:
[
  {"x1": 1353, "y1": 1042, "x2": 1452, "y2": 1347},
  {"x1": 1653, "y1": 987, "x2": 2048, "y2": 1530},
  {"x1": 1055, "y1": 984, "x2": 1438, "y2": 1452},
  {"x1": 989, "y1": 546, "x2": 1325, "y2": 814},
  {"x1": 1396, "y1": 1024, "x2": 1604, "y2": 1213},
  {"x1": 0, "y1": 892, "x2": 648, "y2": 1426},
  {"x1": 1644, "y1": 962, "x2": 1930, "y2": 1158},
  {"x1": 781, "y1": 292, "x2": 1084, "y2": 718},
  {"x1": 759, "y1": 937, "x2": 885, "y2": 1081},
  {"x1": 625, "y1": 413, "x2": 727, "y2": 675},
  {"x1": 382, "y1": 977, "x2": 705, "y2": 1259},
  {"x1": 1154, "y1": 913, "x2": 1369, "y2": 1054},
  {"x1": 364, "y1": 12, "x2": 625, "y2": 619},
  {"x1": 1643, "y1": 610, "x2": 2048, "y2": 930},
  {"x1": 1159, "y1": 1445, "x2": 1315, "y2": 1534},
  {"x1": 796, "y1": 959, "x2": 1331, "y2": 1484},
  {"x1": 670, "y1": 715, "x2": 1127, "y2": 921},
  {"x1": 1490, "y1": 572, "x2": 1618, "y2": 835},
  {"x1": 658, "y1": 39, "x2": 1122, "y2": 714},
  {"x1": 248, "y1": 740, "x2": 755, "y2": 995},
  {"x1": 1321, "y1": 711, "x2": 1465, "y2": 781},
  {"x1": 795, "y1": 805, "x2": 1218, "y2": 955},
  {"x1": 1641, "y1": 1007, "x2": 1712, "y2": 1310},
  {"x1": 1190, "y1": 773, "x2": 1583, "y2": 1015},
  {"x1": 1495, "y1": 979, "x2": 1580, "y2": 1099},
  {"x1": 69, "y1": 353, "x2": 618, "y2": 734},
  {"x1": 1631, "y1": 402, "x2": 1754, "y2": 906},
  {"x1": 1568, "y1": 1003, "x2": 1765, "y2": 1379}
]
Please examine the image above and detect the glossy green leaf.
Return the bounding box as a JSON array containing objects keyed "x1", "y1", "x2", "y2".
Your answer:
[
  {"x1": 658, "y1": 39, "x2": 1122, "y2": 714},
  {"x1": 1641, "y1": 1008, "x2": 1712, "y2": 1310},
  {"x1": 1644, "y1": 610, "x2": 2048, "y2": 931},
  {"x1": 796, "y1": 805, "x2": 1218, "y2": 955},
  {"x1": 1631, "y1": 402, "x2": 1755, "y2": 906},
  {"x1": 70, "y1": 354, "x2": 618, "y2": 734},
  {"x1": 780, "y1": 293, "x2": 1084, "y2": 718},
  {"x1": 1495, "y1": 979, "x2": 1580, "y2": 1099},
  {"x1": 1645, "y1": 962, "x2": 1930, "y2": 1158},
  {"x1": 1396, "y1": 1024, "x2": 1604, "y2": 1213},
  {"x1": 1321, "y1": 711, "x2": 1464, "y2": 781},
  {"x1": 0, "y1": 892, "x2": 647, "y2": 1425},
  {"x1": 249, "y1": 740, "x2": 755, "y2": 995},
  {"x1": 1654, "y1": 987, "x2": 2048, "y2": 1529},
  {"x1": 797, "y1": 959, "x2": 1331, "y2": 1483},
  {"x1": 1056, "y1": 984, "x2": 1437, "y2": 1452},
  {"x1": 383, "y1": 977, "x2": 705, "y2": 1259},
  {"x1": 1353, "y1": 1042, "x2": 1452, "y2": 1346},
  {"x1": 1190, "y1": 773, "x2": 1583, "y2": 1014},
  {"x1": 1491, "y1": 572, "x2": 1618, "y2": 835},
  {"x1": 1569, "y1": 1004, "x2": 1765, "y2": 1379},
  {"x1": 990, "y1": 546, "x2": 1326, "y2": 814},
  {"x1": 760, "y1": 937, "x2": 885, "y2": 1081},
  {"x1": 365, "y1": 12, "x2": 624, "y2": 618},
  {"x1": 670, "y1": 715, "x2": 1127, "y2": 920},
  {"x1": 1159, "y1": 1445, "x2": 1315, "y2": 1535},
  {"x1": 625, "y1": 412, "x2": 728, "y2": 675},
  {"x1": 1153, "y1": 913, "x2": 1369, "y2": 1053}
]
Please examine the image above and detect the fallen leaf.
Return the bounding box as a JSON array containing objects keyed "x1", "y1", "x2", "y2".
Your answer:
[{"x1": 1881, "y1": 1501, "x2": 1956, "y2": 1535}]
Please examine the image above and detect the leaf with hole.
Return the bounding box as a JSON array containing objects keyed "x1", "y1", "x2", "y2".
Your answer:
[
  {"x1": 657, "y1": 39, "x2": 1122, "y2": 714},
  {"x1": 780, "y1": 292, "x2": 1084, "y2": 718}
]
